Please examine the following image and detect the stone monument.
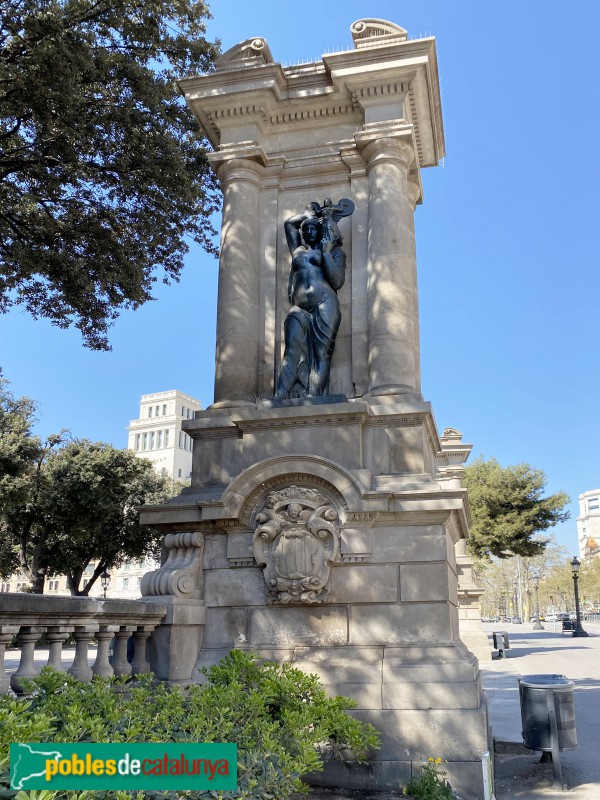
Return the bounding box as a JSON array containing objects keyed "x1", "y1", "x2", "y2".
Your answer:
[{"x1": 140, "y1": 18, "x2": 490, "y2": 798}]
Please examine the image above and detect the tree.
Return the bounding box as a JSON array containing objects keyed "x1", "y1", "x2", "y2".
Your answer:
[
  {"x1": 40, "y1": 440, "x2": 181, "y2": 594},
  {"x1": 0, "y1": 376, "x2": 62, "y2": 583},
  {"x1": 463, "y1": 456, "x2": 570, "y2": 560},
  {"x1": 475, "y1": 536, "x2": 569, "y2": 619},
  {"x1": 0, "y1": 382, "x2": 180, "y2": 593},
  {"x1": 0, "y1": 0, "x2": 220, "y2": 350}
]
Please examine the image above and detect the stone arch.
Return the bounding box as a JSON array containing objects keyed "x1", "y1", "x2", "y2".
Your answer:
[{"x1": 219, "y1": 454, "x2": 367, "y2": 526}]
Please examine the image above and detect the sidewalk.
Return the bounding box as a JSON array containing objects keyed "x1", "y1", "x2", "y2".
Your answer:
[{"x1": 480, "y1": 621, "x2": 600, "y2": 799}]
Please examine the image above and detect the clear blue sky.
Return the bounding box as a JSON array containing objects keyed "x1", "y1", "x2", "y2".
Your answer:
[{"x1": 1, "y1": 1, "x2": 598, "y2": 554}]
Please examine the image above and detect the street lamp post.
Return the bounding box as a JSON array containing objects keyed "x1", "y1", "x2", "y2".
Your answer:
[
  {"x1": 100, "y1": 569, "x2": 111, "y2": 599},
  {"x1": 570, "y1": 557, "x2": 588, "y2": 638},
  {"x1": 531, "y1": 570, "x2": 544, "y2": 630}
]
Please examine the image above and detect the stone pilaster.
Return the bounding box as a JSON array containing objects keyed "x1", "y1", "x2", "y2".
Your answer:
[
  {"x1": 456, "y1": 538, "x2": 491, "y2": 661},
  {"x1": 356, "y1": 132, "x2": 421, "y2": 398}
]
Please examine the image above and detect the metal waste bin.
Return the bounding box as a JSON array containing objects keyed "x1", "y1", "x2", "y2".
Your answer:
[
  {"x1": 492, "y1": 631, "x2": 510, "y2": 656},
  {"x1": 519, "y1": 674, "x2": 577, "y2": 751}
]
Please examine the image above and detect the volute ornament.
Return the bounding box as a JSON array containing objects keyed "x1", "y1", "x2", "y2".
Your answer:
[{"x1": 252, "y1": 486, "x2": 340, "y2": 604}]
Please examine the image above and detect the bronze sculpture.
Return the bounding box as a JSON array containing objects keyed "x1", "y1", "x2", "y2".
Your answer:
[{"x1": 274, "y1": 198, "x2": 354, "y2": 399}]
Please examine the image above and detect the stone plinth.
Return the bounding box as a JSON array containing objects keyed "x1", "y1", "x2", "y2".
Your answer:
[{"x1": 141, "y1": 396, "x2": 490, "y2": 798}]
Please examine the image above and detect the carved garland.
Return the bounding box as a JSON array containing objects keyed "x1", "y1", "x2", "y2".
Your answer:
[{"x1": 252, "y1": 486, "x2": 340, "y2": 605}]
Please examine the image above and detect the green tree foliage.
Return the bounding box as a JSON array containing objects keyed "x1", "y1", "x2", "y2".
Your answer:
[
  {"x1": 0, "y1": 651, "x2": 380, "y2": 800},
  {"x1": 0, "y1": 0, "x2": 221, "y2": 350},
  {"x1": 0, "y1": 376, "x2": 58, "y2": 581},
  {"x1": 463, "y1": 457, "x2": 570, "y2": 560},
  {"x1": 0, "y1": 380, "x2": 179, "y2": 594}
]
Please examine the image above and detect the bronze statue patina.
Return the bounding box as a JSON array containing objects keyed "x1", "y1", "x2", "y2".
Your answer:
[{"x1": 274, "y1": 198, "x2": 354, "y2": 399}]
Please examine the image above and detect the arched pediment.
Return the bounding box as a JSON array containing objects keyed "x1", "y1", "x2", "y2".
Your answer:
[{"x1": 219, "y1": 454, "x2": 369, "y2": 525}]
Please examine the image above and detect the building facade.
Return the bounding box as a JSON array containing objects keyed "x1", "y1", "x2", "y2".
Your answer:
[
  {"x1": 126, "y1": 390, "x2": 202, "y2": 482},
  {"x1": 578, "y1": 489, "x2": 600, "y2": 560}
]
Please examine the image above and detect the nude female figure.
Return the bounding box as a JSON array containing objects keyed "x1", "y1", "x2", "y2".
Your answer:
[{"x1": 274, "y1": 198, "x2": 354, "y2": 399}]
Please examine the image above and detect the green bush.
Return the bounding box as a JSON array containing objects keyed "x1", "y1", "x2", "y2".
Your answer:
[
  {"x1": 403, "y1": 758, "x2": 455, "y2": 799},
  {"x1": 0, "y1": 650, "x2": 380, "y2": 800}
]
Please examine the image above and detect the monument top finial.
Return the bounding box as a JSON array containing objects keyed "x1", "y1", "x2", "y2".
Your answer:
[
  {"x1": 350, "y1": 18, "x2": 409, "y2": 49},
  {"x1": 215, "y1": 37, "x2": 274, "y2": 71}
]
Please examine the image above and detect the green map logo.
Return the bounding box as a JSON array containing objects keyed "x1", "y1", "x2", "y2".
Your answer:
[{"x1": 10, "y1": 743, "x2": 237, "y2": 791}]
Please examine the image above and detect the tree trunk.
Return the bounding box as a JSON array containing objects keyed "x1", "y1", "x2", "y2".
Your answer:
[{"x1": 30, "y1": 572, "x2": 46, "y2": 594}]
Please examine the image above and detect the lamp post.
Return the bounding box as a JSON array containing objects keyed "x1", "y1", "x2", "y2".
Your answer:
[
  {"x1": 570, "y1": 557, "x2": 588, "y2": 638},
  {"x1": 100, "y1": 569, "x2": 111, "y2": 599},
  {"x1": 531, "y1": 569, "x2": 543, "y2": 630},
  {"x1": 512, "y1": 579, "x2": 518, "y2": 619}
]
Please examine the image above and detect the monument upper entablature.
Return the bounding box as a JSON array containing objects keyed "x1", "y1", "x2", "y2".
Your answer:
[{"x1": 178, "y1": 19, "x2": 444, "y2": 169}]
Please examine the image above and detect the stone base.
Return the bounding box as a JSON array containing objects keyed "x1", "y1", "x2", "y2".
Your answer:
[
  {"x1": 195, "y1": 642, "x2": 489, "y2": 798},
  {"x1": 141, "y1": 397, "x2": 489, "y2": 798}
]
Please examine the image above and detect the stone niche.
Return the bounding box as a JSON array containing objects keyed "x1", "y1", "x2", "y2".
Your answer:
[{"x1": 140, "y1": 18, "x2": 490, "y2": 800}]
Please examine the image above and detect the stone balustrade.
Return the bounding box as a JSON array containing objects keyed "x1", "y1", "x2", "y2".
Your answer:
[{"x1": 0, "y1": 593, "x2": 167, "y2": 694}]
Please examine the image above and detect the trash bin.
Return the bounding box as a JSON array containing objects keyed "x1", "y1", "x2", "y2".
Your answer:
[
  {"x1": 492, "y1": 631, "x2": 510, "y2": 656},
  {"x1": 519, "y1": 674, "x2": 577, "y2": 751}
]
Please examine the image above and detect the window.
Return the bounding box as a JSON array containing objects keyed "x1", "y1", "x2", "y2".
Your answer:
[
  {"x1": 157, "y1": 430, "x2": 163, "y2": 448},
  {"x1": 589, "y1": 497, "x2": 599, "y2": 511},
  {"x1": 162, "y1": 404, "x2": 167, "y2": 416},
  {"x1": 135, "y1": 434, "x2": 141, "y2": 451},
  {"x1": 181, "y1": 405, "x2": 185, "y2": 417},
  {"x1": 121, "y1": 577, "x2": 129, "y2": 590},
  {"x1": 155, "y1": 405, "x2": 160, "y2": 417},
  {"x1": 150, "y1": 431, "x2": 155, "y2": 449},
  {"x1": 143, "y1": 433, "x2": 148, "y2": 450},
  {"x1": 148, "y1": 407, "x2": 153, "y2": 418},
  {"x1": 165, "y1": 430, "x2": 170, "y2": 447},
  {"x1": 179, "y1": 431, "x2": 183, "y2": 448},
  {"x1": 178, "y1": 469, "x2": 182, "y2": 478}
]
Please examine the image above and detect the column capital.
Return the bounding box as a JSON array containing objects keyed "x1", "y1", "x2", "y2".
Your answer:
[
  {"x1": 354, "y1": 125, "x2": 417, "y2": 169},
  {"x1": 209, "y1": 145, "x2": 285, "y2": 185}
]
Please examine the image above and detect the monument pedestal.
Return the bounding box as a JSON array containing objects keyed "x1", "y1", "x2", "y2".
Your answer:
[{"x1": 141, "y1": 396, "x2": 490, "y2": 797}]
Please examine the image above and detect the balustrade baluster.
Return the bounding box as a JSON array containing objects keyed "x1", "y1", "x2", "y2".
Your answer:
[
  {"x1": 10, "y1": 626, "x2": 44, "y2": 694},
  {"x1": 46, "y1": 626, "x2": 72, "y2": 672},
  {"x1": 112, "y1": 628, "x2": 133, "y2": 677},
  {"x1": 0, "y1": 629, "x2": 17, "y2": 695},
  {"x1": 68, "y1": 627, "x2": 95, "y2": 682},
  {"x1": 131, "y1": 627, "x2": 153, "y2": 675},
  {"x1": 93, "y1": 626, "x2": 115, "y2": 678}
]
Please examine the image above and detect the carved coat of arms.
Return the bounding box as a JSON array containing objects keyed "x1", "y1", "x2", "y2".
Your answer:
[{"x1": 252, "y1": 486, "x2": 340, "y2": 604}]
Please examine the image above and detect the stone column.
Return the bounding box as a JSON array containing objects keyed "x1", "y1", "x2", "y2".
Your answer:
[
  {"x1": 357, "y1": 135, "x2": 421, "y2": 397},
  {"x1": 212, "y1": 157, "x2": 263, "y2": 407}
]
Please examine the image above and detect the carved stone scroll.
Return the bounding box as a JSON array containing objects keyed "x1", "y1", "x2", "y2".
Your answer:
[
  {"x1": 141, "y1": 532, "x2": 204, "y2": 599},
  {"x1": 252, "y1": 486, "x2": 340, "y2": 604}
]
